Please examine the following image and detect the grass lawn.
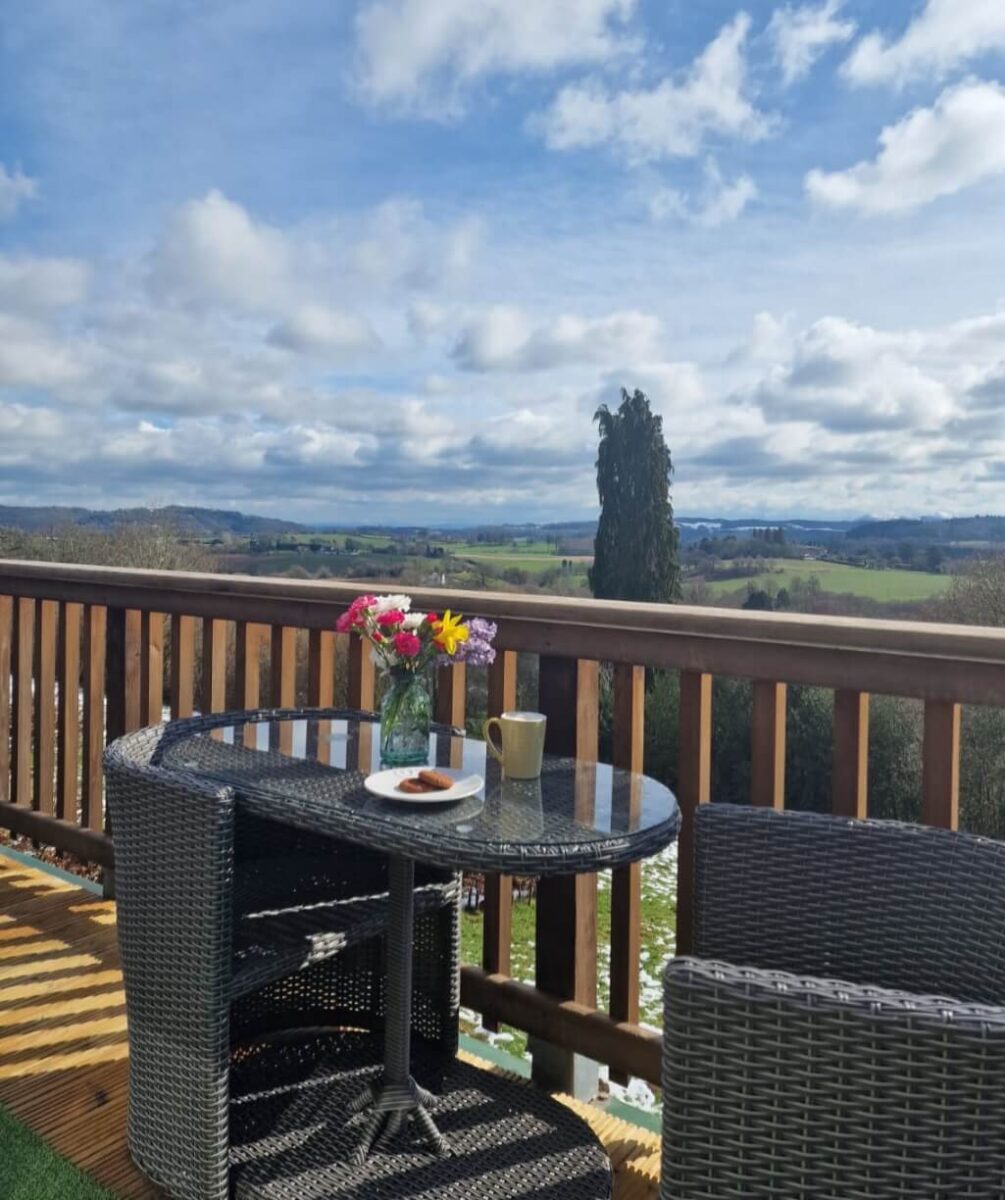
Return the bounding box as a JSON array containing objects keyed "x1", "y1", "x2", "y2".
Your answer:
[
  {"x1": 0, "y1": 1105, "x2": 113, "y2": 1199},
  {"x1": 459, "y1": 845, "x2": 678, "y2": 1073},
  {"x1": 457, "y1": 552, "x2": 588, "y2": 575},
  {"x1": 702, "y1": 559, "x2": 953, "y2": 602}
]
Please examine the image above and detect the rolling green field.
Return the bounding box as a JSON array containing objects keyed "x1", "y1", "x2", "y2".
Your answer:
[{"x1": 702, "y1": 559, "x2": 953, "y2": 602}]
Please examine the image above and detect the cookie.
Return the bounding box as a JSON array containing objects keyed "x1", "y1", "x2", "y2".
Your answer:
[{"x1": 417, "y1": 769, "x2": 453, "y2": 791}]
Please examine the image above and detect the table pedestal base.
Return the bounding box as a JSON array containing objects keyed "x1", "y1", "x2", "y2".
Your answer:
[
  {"x1": 348, "y1": 1075, "x2": 450, "y2": 1163},
  {"x1": 345, "y1": 853, "x2": 453, "y2": 1163}
]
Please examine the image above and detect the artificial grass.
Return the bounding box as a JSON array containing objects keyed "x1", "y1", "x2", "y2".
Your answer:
[{"x1": 0, "y1": 1105, "x2": 114, "y2": 1200}]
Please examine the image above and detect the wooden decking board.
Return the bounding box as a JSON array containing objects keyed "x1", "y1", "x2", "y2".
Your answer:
[{"x1": 0, "y1": 855, "x2": 661, "y2": 1200}]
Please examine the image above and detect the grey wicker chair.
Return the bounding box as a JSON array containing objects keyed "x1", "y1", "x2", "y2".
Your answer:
[
  {"x1": 661, "y1": 803, "x2": 1005, "y2": 1200},
  {"x1": 105, "y1": 708, "x2": 461, "y2": 1200}
]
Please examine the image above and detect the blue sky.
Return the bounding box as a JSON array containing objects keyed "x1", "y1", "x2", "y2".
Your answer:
[{"x1": 3, "y1": 0, "x2": 1005, "y2": 523}]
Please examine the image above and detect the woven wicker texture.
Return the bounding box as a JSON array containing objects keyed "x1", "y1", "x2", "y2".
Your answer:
[
  {"x1": 105, "y1": 709, "x2": 461, "y2": 1200},
  {"x1": 151, "y1": 709, "x2": 680, "y2": 873},
  {"x1": 230, "y1": 1032, "x2": 613, "y2": 1199},
  {"x1": 661, "y1": 804, "x2": 1005, "y2": 1200}
]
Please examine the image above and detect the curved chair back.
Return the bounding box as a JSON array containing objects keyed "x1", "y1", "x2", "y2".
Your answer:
[{"x1": 694, "y1": 804, "x2": 1005, "y2": 1004}]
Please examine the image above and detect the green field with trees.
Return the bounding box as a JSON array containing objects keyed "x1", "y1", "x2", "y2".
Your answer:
[{"x1": 703, "y1": 559, "x2": 952, "y2": 603}]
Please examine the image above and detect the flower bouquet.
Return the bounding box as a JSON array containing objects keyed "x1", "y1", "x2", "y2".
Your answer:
[{"x1": 337, "y1": 593, "x2": 496, "y2": 765}]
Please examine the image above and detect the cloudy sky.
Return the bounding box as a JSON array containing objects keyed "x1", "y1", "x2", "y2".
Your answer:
[{"x1": 3, "y1": 0, "x2": 1005, "y2": 524}]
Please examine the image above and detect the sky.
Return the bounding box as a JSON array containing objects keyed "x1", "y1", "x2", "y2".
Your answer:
[{"x1": 3, "y1": 0, "x2": 1005, "y2": 525}]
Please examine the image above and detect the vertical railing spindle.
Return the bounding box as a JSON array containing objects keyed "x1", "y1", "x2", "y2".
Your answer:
[
  {"x1": 81, "y1": 605, "x2": 106, "y2": 832},
  {"x1": 57, "y1": 602, "x2": 82, "y2": 822},
  {"x1": 140, "y1": 612, "x2": 164, "y2": 726},
  {"x1": 270, "y1": 626, "x2": 296, "y2": 753},
  {"x1": 0, "y1": 596, "x2": 11, "y2": 804},
  {"x1": 751, "y1": 680, "x2": 786, "y2": 809},
  {"x1": 12, "y1": 597, "x2": 34, "y2": 809},
  {"x1": 481, "y1": 650, "x2": 517, "y2": 1030},
  {"x1": 534, "y1": 655, "x2": 599, "y2": 1096},
  {"x1": 170, "y1": 615, "x2": 196, "y2": 719},
  {"x1": 33, "y1": 599, "x2": 57, "y2": 816},
  {"x1": 676, "y1": 670, "x2": 712, "y2": 956},
  {"x1": 833, "y1": 689, "x2": 869, "y2": 819},
  {"x1": 307, "y1": 628, "x2": 335, "y2": 762},
  {"x1": 922, "y1": 699, "x2": 960, "y2": 830}
]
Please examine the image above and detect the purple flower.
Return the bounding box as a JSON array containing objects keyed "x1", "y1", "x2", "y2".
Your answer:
[{"x1": 439, "y1": 617, "x2": 497, "y2": 668}]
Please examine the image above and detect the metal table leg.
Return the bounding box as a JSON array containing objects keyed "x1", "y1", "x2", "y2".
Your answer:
[{"x1": 348, "y1": 854, "x2": 451, "y2": 1164}]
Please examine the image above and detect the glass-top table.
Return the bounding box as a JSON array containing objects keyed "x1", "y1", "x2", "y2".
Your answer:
[
  {"x1": 150, "y1": 709, "x2": 680, "y2": 1167},
  {"x1": 155, "y1": 712, "x2": 679, "y2": 874}
]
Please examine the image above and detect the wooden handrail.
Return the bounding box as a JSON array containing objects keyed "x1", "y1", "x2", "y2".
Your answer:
[{"x1": 1, "y1": 558, "x2": 1004, "y2": 701}]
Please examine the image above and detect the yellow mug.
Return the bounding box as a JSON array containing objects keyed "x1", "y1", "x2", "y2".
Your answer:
[{"x1": 483, "y1": 711, "x2": 547, "y2": 779}]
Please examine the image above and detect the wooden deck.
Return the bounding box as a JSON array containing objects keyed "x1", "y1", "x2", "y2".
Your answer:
[{"x1": 0, "y1": 853, "x2": 660, "y2": 1199}]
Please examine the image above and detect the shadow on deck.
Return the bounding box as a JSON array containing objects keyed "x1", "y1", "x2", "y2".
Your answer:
[{"x1": 0, "y1": 853, "x2": 660, "y2": 1199}]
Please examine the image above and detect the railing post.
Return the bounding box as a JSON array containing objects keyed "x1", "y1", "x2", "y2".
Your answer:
[
  {"x1": 234, "y1": 621, "x2": 264, "y2": 748},
  {"x1": 270, "y1": 626, "x2": 296, "y2": 753},
  {"x1": 307, "y1": 628, "x2": 335, "y2": 762},
  {"x1": 533, "y1": 654, "x2": 599, "y2": 1099},
  {"x1": 609, "y1": 663, "x2": 644, "y2": 1083},
  {"x1": 11, "y1": 597, "x2": 34, "y2": 809},
  {"x1": 140, "y1": 612, "x2": 164, "y2": 726},
  {"x1": 482, "y1": 650, "x2": 517, "y2": 1031},
  {"x1": 0, "y1": 596, "x2": 11, "y2": 805},
  {"x1": 33, "y1": 599, "x2": 57, "y2": 816},
  {"x1": 170, "y1": 614, "x2": 195, "y2": 719},
  {"x1": 103, "y1": 605, "x2": 128, "y2": 898},
  {"x1": 922, "y1": 699, "x2": 960, "y2": 830},
  {"x1": 833, "y1": 689, "x2": 869, "y2": 819},
  {"x1": 57, "y1": 603, "x2": 82, "y2": 822},
  {"x1": 347, "y1": 635, "x2": 376, "y2": 770},
  {"x1": 676, "y1": 670, "x2": 711, "y2": 955},
  {"x1": 751, "y1": 680, "x2": 786, "y2": 809},
  {"x1": 81, "y1": 605, "x2": 106, "y2": 832}
]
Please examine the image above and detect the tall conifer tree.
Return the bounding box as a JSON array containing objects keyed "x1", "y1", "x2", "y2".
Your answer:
[{"x1": 589, "y1": 388, "x2": 680, "y2": 602}]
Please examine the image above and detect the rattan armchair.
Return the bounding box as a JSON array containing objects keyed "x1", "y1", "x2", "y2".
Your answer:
[
  {"x1": 105, "y1": 708, "x2": 461, "y2": 1200},
  {"x1": 661, "y1": 804, "x2": 1005, "y2": 1200}
]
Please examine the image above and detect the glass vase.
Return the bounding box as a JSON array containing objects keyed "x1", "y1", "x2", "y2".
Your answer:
[{"x1": 379, "y1": 669, "x2": 432, "y2": 766}]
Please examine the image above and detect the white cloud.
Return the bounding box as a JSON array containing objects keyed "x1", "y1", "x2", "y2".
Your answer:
[
  {"x1": 650, "y1": 160, "x2": 757, "y2": 227},
  {"x1": 149, "y1": 189, "x2": 293, "y2": 311},
  {"x1": 753, "y1": 315, "x2": 955, "y2": 432},
  {"x1": 844, "y1": 0, "x2": 1005, "y2": 87},
  {"x1": 0, "y1": 165, "x2": 37, "y2": 221},
  {"x1": 453, "y1": 305, "x2": 662, "y2": 371},
  {"x1": 267, "y1": 305, "x2": 379, "y2": 358},
  {"x1": 535, "y1": 13, "x2": 774, "y2": 163},
  {"x1": 351, "y1": 200, "x2": 481, "y2": 291},
  {"x1": 768, "y1": 0, "x2": 855, "y2": 85},
  {"x1": 356, "y1": 0, "x2": 636, "y2": 114},
  {"x1": 806, "y1": 80, "x2": 1005, "y2": 214},
  {"x1": 0, "y1": 314, "x2": 89, "y2": 389},
  {"x1": 0, "y1": 255, "x2": 89, "y2": 313}
]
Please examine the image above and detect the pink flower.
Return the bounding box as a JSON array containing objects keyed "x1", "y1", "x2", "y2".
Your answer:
[
  {"x1": 335, "y1": 611, "x2": 353, "y2": 633},
  {"x1": 349, "y1": 594, "x2": 376, "y2": 617},
  {"x1": 377, "y1": 609, "x2": 405, "y2": 627},
  {"x1": 372, "y1": 631, "x2": 385, "y2": 644},
  {"x1": 393, "y1": 631, "x2": 421, "y2": 657},
  {"x1": 426, "y1": 612, "x2": 439, "y2": 625}
]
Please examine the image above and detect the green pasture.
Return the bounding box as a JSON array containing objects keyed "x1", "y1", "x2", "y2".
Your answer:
[{"x1": 702, "y1": 559, "x2": 952, "y2": 602}]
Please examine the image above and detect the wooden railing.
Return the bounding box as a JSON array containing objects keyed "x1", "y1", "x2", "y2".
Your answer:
[{"x1": 3, "y1": 559, "x2": 1005, "y2": 1090}]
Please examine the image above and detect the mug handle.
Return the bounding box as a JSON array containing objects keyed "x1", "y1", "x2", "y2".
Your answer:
[{"x1": 483, "y1": 717, "x2": 504, "y2": 765}]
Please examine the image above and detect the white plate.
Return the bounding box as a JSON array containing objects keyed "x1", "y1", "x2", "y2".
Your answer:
[{"x1": 364, "y1": 767, "x2": 484, "y2": 804}]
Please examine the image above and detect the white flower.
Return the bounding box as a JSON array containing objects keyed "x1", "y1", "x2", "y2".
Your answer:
[
  {"x1": 402, "y1": 612, "x2": 426, "y2": 630},
  {"x1": 372, "y1": 593, "x2": 411, "y2": 615}
]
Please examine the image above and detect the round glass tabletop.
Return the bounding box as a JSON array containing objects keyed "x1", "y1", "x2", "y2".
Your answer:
[{"x1": 153, "y1": 711, "x2": 680, "y2": 873}]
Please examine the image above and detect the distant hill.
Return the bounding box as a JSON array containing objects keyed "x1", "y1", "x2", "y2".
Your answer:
[
  {"x1": 847, "y1": 516, "x2": 1005, "y2": 543},
  {"x1": 0, "y1": 505, "x2": 305, "y2": 536}
]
